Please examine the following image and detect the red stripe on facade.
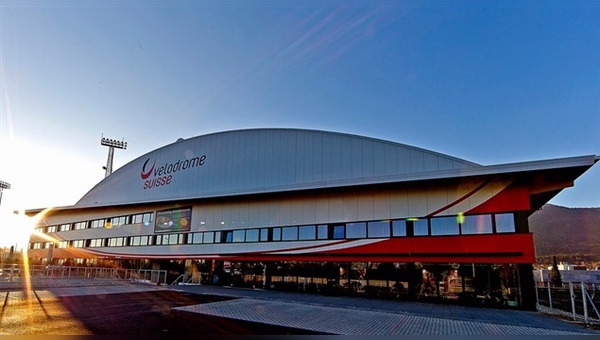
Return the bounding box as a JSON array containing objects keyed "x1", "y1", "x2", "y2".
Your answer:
[
  {"x1": 426, "y1": 179, "x2": 493, "y2": 217},
  {"x1": 314, "y1": 233, "x2": 534, "y2": 263},
  {"x1": 466, "y1": 184, "x2": 530, "y2": 215}
]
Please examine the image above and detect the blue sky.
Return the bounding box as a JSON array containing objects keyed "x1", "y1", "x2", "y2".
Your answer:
[{"x1": 1, "y1": 1, "x2": 599, "y2": 247}]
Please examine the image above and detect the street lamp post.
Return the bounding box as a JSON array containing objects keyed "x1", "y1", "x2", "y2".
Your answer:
[
  {"x1": 0, "y1": 180, "x2": 10, "y2": 207},
  {"x1": 100, "y1": 135, "x2": 127, "y2": 178}
]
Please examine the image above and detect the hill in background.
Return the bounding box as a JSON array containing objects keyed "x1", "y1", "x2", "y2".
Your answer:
[{"x1": 529, "y1": 204, "x2": 600, "y2": 267}]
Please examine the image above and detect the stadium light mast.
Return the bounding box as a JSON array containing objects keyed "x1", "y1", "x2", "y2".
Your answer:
[
  {"x1": 101, "y1": 135, "x2": 127, "y2": 178},
  {"x1": 0, "y1": 180, "x2": 10, "y2": 207}
]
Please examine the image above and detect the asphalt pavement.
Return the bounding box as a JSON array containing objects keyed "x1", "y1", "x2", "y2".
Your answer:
[{"x1": 1, "y1": 278, "x2": 599, "y2": 335}]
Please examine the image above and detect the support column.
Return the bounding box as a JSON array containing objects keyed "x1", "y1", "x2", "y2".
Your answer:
[
  {"x1": 151, "y1": 261, "x2": 161, "y2": 284},
  {"x1": 518, "y1": 263, "x2": 536, "y2": 310}
]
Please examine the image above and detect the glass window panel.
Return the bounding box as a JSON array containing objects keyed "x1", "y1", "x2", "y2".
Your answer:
[
  {"x1": 346, "y1": 222, "x2": 367, "y2": 239},
  {"x1": 224, "y1": 231, "x2": 233, "y2": 243},
  {"x1": 233, "y1": 230, "x2": 245, "y2": 242},
  {"x1": 461, "y1": 214, "x2": 493, "y2": 234},
  {"x1": 169, "y1": 235, "x2": 179, "y2": 245},
  {"x1": 413, "y1": 219, "x2": 429, "y2": 236},
  {"x1": 140, "y1": 236, "x2": 148, "y2": 246},
  {"x1": 193, "y1": 233, "x2": 203, "y2": 244},
  {"x1": 299, "y1": 225, "x2": 316, "y2": 240},
  {"x1": 431, "y1": 216, "x2": 459, "y2": 235},
  {"x1": 317, "y1": 225, "x2": 328, "y2": 239},
  {"x1": 132, "y1": 237, "x2": 140, "y2": 246},
  {"x1": 495, "y1": 213, "x2": 516, "y2": 233},
  {"x1": 91, "y1": 219, "x2": 106, "y2": 229},
  {"x1": 282, "y1": 226, "x2": 298, "y2": 241},
  {"x1": 333, "y1": 225, "x2": 345, "y2": 239},
  {"x1": 260, "y1": 228, "x2": 269, "y2": 242},
  {"x1": 368, "y1": 221, "x2": 390, "y2": 238},
  {"x1": 203, "y1": 232, "x2": 214, "y2": 243},
  {"x1": 273, "y1": 228, "x2": 281, "y2": 241},
  {"x1": 392, "y1": 220, "x2": 407, "y2": 237},
  {"x1": 246, "y1": 229, "x2": 259, "y2": 242}
]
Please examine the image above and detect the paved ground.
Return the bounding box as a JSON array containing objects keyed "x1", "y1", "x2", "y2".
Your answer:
[
  {"x1": 171, "y1": 284, "x2": 600, "y2": 335},
  {"x1": 1, "y1": 279, "x2": 324, "y2": 335},
  {"x1": 1, "y1": 278, "x2": 599, "y2": 335}
]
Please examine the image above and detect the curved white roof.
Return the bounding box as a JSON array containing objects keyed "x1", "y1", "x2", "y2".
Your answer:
[{"x1": 75, "y1": 128, "x2": 479, "y2": 207}]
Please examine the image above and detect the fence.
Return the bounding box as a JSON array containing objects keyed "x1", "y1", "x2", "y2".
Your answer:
[
  {"x1": 537, "y1": 281, "x2": 600, "y2": 325},
  {"x1": 1, "y1": 264, "x2": 167, "y2": 285}
]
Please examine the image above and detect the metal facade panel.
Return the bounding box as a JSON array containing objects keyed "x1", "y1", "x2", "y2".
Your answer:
[
  {"x1": 279, "y1": 199, "x2": 292, "y2": 226},
  {"x1": 397, "y1": 147, "x2": 411, "y2": 174},
  {"x1": 389, "y1": 188, "x2": 409, "y2": 219},
  {"x1": 311, "y1": 132, "x2": 323, "y2": 183},
  {"x1": 426, "y1": 186, "x2": 450, "y2": 216},
  {"x1": 301, "y1": 198, "x2": 317, "y2": 225},
  {"x1": 356, "y1": 194, "x2": 374, "y2": 221},
  {"x1": 315, "y1": 197, "x2": 329, "y2": 222},
  {"x1": 407, "y1": 188, "x2": 428, "y2": 217},
  {"x1": 423, "y1": 153, "x2": 440, "y2": 172},
  {"x1": 290, "y1": 199, "x2": 304, "y2": 225},
  {"x1": 269, "y1": 200, "x2": 282, "y2": 226},
  {"x1": 373, "y1": 191, "x2": 392, "y2": 218},
  {"x1": 340, "y1": 135, "x2": 353, "y2": 180},
  {"x1": 410, "y1": 149, "x2": 425, "y2": 173},
  {"x1": 342, "y1": 194, "x2": 358, "y2": 222},
  {"x1": 362, "y1": 139, "x2": 375, "y2": 178},
  {"x1": 351, "y1": 137, "x2": 363, "y2": 179},
  {"x1": 327, "y1": 195, "x2": 344, "y2": 221},
  {"x1": 75, "y1": 128, "x2": 480, "y2": 207}
]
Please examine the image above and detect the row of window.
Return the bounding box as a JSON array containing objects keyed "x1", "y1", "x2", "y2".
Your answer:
[
  {"x1": 30, "y1": 213, "x2": 516, "y2": 250},
  {"x1": 37, "y1": 212, "x2": 154, "y2": 233}
]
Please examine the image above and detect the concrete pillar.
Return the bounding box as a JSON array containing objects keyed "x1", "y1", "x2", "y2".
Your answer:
[{"x1": 518, "y1": 263, "x2": 537, "y2": 311}]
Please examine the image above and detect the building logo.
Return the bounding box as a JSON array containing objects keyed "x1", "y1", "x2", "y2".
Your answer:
[{"x1": 141, "y1": 155, "x2": 206, "y2": 189}]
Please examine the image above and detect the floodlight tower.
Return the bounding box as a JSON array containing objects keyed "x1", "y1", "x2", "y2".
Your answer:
[
  {"x1": 0, "y1": 180, "x2": 10, "y2": 206},
  {"x1": 101, "y1": 135, "x2": 127, "y2": 178}
]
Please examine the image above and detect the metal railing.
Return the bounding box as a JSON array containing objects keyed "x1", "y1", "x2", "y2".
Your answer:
[
  {"x1": 170, "y1": 273, "x2": 202, "y2": 285},
  {"x1": 1, "y1": 264, "x2": 167, "y2": 285},
  {"x1": 537, "y1": 281, "x2": 600, "y2": 325}
]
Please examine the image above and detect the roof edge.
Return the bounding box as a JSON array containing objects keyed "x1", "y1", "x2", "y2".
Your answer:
[{"x1": 24, "y1": 154, "x2": 597, "y2": 215}]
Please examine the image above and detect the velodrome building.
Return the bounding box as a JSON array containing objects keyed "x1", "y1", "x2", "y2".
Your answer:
[{"x1": 26, "y1": 128, "x2": 598, "y2": 310}]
